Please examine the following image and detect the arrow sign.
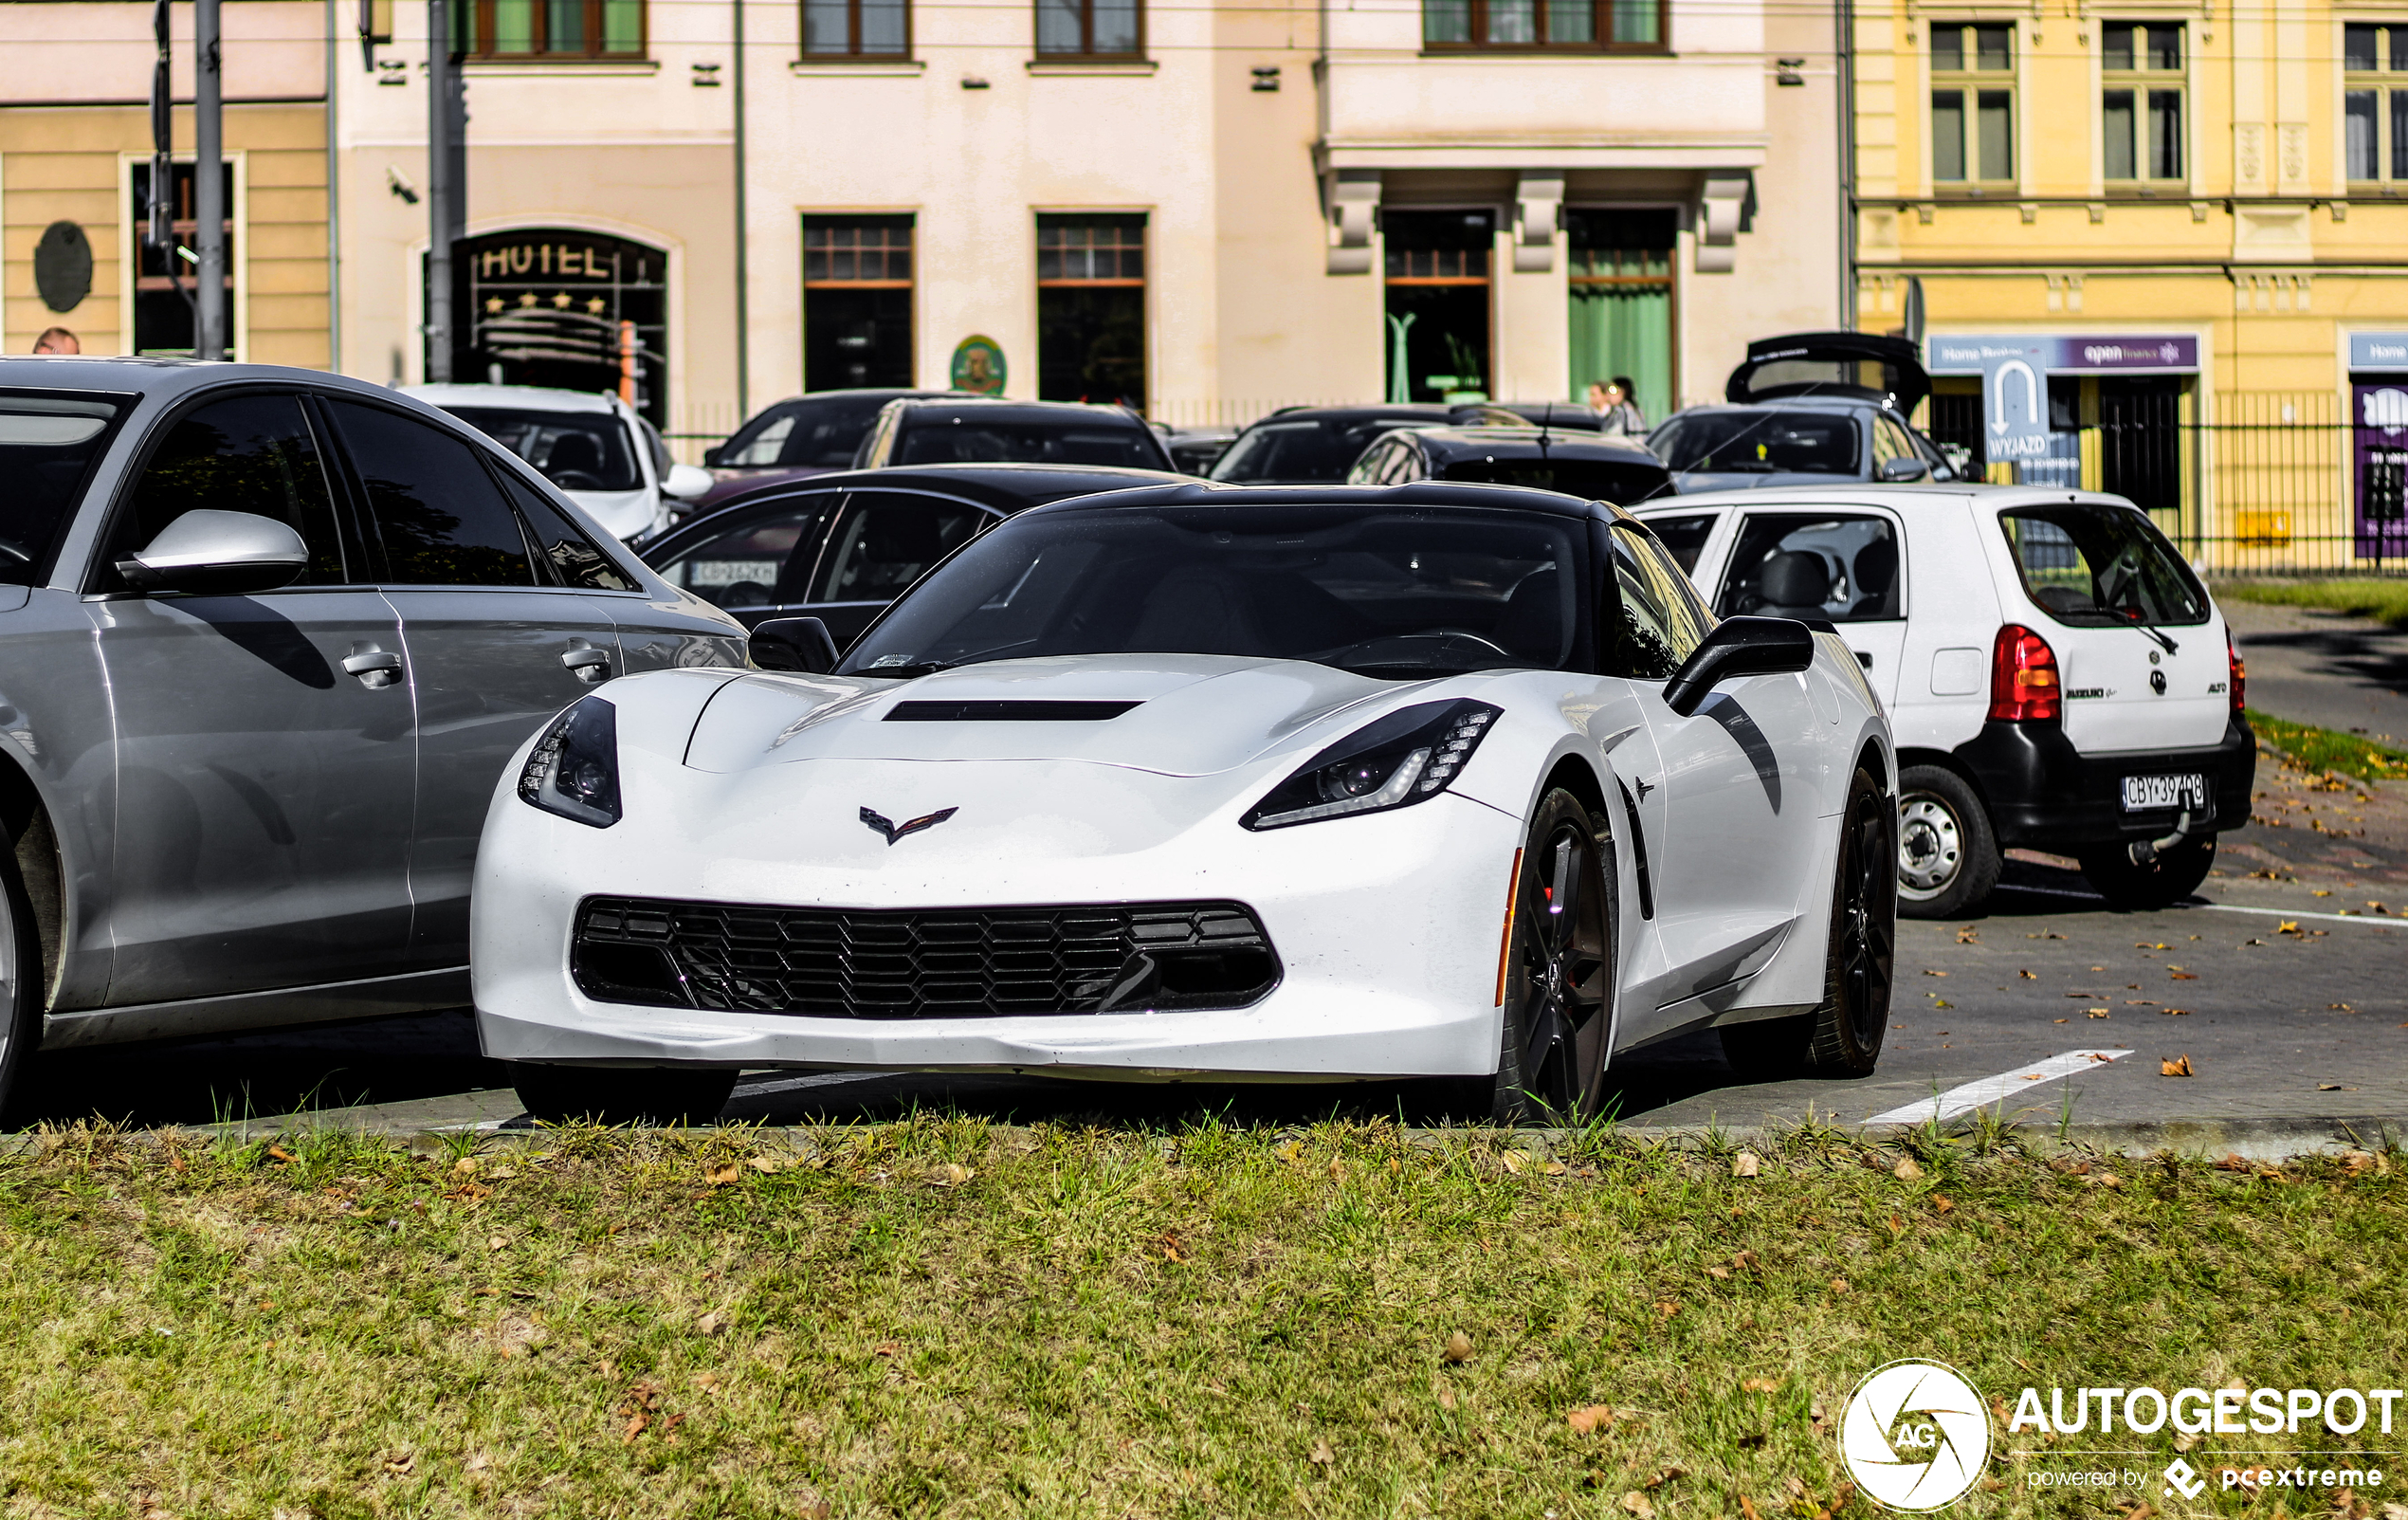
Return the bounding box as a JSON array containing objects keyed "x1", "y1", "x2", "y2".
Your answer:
[{"x1": 1978, "y1": 341, "x2": 2052, "y2": 462}]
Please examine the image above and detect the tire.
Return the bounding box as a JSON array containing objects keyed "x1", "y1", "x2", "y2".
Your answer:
[
  {"x1": 0, "y1": 845, "x2": 41, "y2": 1126},
  {"x1": 1721, "y1": 767, "x2": 1896, "y2": 1079},
  {"x1": 2078, "y1": 833, "x2": 2216, "y2": 911},
  {"x1": 1894, "y1": 763, "x2": 1999, "y2": 920},
  {"x1": 509, "y1": 1064, "x2": 738, "y2": 1126},
  {"x1": 1445, "y1": 789, "x2": 1617, "y2": 1125}
]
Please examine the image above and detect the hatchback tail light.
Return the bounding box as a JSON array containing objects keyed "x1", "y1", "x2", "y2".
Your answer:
[
  {"x1": 2227, "y1": 627, "x2": 2247, "y2": 715},
  {"x1": 1987, "y1": 624, "x2": 2061, "y2": 722}
]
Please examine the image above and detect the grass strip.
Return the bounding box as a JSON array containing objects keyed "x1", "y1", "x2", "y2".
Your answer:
[
  {"x1": 2246, "y1": 708, "x2": 2408, "y2": 784},
  {"x1": 5, "y1": 1118, "x2": 2405, "y2": 1518},
  {"x1": 2218, "y1": 578, "x2": 2408, "y2": 630}
]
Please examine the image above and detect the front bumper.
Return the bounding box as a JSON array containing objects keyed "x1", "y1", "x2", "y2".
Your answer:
[
  {"x1": 473, "y1": 754, "x2": 1524, "y2": 1081},
  {"x1": 1952, "y1": 716, "x2": 2256, "y2": 852}
]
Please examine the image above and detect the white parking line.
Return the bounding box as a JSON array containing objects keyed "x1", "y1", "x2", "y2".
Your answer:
[
  {"x1": 1865, "y1": 1049, "x2": 2136, "y2": 1126},
  {"x1": 2187, "y1": 902, "x2": 2403, "y2": 928}
]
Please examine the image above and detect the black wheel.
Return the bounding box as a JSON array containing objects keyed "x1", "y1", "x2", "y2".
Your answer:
[
  {"x1": 508, "y1": 1065, "x2": 738, "y2": 1126},
  {"x1": 2077, "y1": 833, "x2": 2216, "y2": 911},
  {"x1": 1447, "y1": 789, "x2": 1616, "y2": 1125},
  {"x1": 1721, "y1": 767, "x2": 1895, "y2": 1079},
  {"x1": 0, "y1": 842, "x2": 41, "y2": 1126},
  {"x1": 1894, "y1": 763, "x2": 1999, "y2": 920}
]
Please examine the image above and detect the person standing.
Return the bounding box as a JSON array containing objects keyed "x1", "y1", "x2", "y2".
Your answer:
[
  {"x1": 1587, "y1": 376, "x2": 1646, "y2": 435},
  {"x1": 31, "y1": 328, "x2": 79, "y2": 354}
]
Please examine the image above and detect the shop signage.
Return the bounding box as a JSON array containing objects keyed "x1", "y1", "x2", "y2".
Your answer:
[
  {"x1": 1929, "y1": 335, "x2": 2198, "y2": 375},
  {"x1": 951, "y1": 335, "x2": 1006, "y2": 395},
  {"x1": 2348, "y1": 333, "x2": 2408, "y2": 373}
]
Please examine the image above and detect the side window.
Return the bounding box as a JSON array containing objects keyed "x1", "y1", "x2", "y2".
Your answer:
[
  {"x1": 323, "y1": 399, "x2": 536, "y2": 587},
  {"x1": 500, "y1": 472, "x2": 640, "y2": 592},
  {"x1": 1639, "y1": 512, "x2": 1719, "y2": 575},
  {"x1": 648, "y1": 493, "x2": 836, "y2": 611},
  {"x1": 1870, "y1": 416, "x2": 1910, "y2": 467},
  {"x1": 1348, "y1": 440, "x2": 1395, "y2": 484},
  {"x1": 111, "y1": 393, "x2": 348, "y2": 586},
  {"x1": 1608, "y1": 521, "x2": 1711, "y2": 680},
  {"x1": 1716, "y1": 513, "x2": 1903, "y2": 622},
  {"x1": 809, "y1": 492, "x2": 992, "y2": 603},
  {"x1": 636, "y1": 416, "x2": 672, "y2": 481}
]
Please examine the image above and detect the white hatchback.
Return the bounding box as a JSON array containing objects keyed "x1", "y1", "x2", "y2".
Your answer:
[
  {"x1": 1636, "y1": 484, "x2": 2255, "y2": 916},
  {"x1": 405, "y1": 384, "x2": 712, "y2": 544}
]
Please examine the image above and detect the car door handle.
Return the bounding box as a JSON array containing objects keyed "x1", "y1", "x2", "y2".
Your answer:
[
  {"x1": 342, "y1": 647, "x2": 404, "y2": 689},
  {"x1": 560, "y1": 643, "x2": 613, "y2": 685},
  {"x1": 1855, "y1": 650, "x2": 1874, "y2": 668}
]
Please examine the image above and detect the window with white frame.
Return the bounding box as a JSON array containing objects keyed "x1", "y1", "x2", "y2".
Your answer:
[
  {"x1": 1929, "y1": 22, "x2": 2015, "y2": 186},
  {"x1": 2344, "y1": 23, "x2": 2408, "y2": 182},
  {"x1": 2103, "y1": 21, "x2": 2184, "y2": 182}
]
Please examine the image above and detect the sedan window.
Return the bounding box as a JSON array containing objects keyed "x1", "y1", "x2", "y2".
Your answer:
[
  {"x1": 892, "y1": 419, "x2": 1162, "y2": 469},
  {"x1": 0, "y1": 391, "x2": 126, "y2": 587},
  {"x1": 440, "y1": 406, "x2": 644, "y2": 492},
  {"x1": 1607, "y1": 521, "x2": 1712, "y2": 679},
  {"x1": 325, "y1": 400, "x2": 538, "y2": 587},
  {"x1": 1652, "y1": 411, "x2": 1860, "y2": 475},
  {"x1": 1211, "y1": 418, "x2": 1435, "y2": 484},
  {"x1": 646, "y1": 493, "x2": 837, "y2": 611},
  {"x1": 500, "y1": 472, "x2": 639, "y2": 592},
  {"x1": 1718, "y1": 514, "x2": 1903, "y2": 623},
  {"x1": 1435, "y1": 458, "x2": 1670, "y2": 504},
  {"x1": 111, "y1": 393, "x2": 348, "y2": 587},
  {"x1": 719, "y1": 394, "x2": 897, "y2": 467},
  {"x1": 810, "y1": 493, "x2": 992, "y2": 603},
  {"x1": 1641, "y1": 512, "x2": 1720, "y2": 575}
]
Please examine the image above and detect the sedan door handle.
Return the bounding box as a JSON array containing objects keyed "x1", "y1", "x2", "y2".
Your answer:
[
  {"x1": 342, "y1": 647, "x2": 404, "y2": 690},
  {"x1": 560, "y1": 643, "x2": 613, "y2": 685}
]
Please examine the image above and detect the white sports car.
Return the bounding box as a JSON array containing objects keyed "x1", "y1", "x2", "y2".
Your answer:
[{"x1": 472, "y1": 483, "x2": 1897, "y2": 1124}]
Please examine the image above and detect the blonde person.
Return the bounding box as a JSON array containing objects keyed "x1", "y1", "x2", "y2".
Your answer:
[{"x1": 31, "y1": 327, "x2": 79, "y2": 355}]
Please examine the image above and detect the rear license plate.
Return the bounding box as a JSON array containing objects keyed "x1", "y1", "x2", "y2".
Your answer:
[{"x1": 2121, "y1": 773, "x2": 2210, "y2": 814}]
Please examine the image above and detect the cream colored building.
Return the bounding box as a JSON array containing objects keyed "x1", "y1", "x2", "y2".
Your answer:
[{"x1": 8, "y1": 0, "x2": 1844, "y2": 441}]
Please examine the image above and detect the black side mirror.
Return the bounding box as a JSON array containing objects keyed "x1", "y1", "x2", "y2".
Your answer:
[
  {"x1": 1877, "y1": 456, "x2": 1931, "y2": 483},
  {"x1": 1662, "y1": 616, "x2": 1816, "y2": 717},
  {"x1": 750, "y1": 615, "x2": 840, "y2": 675},
  {"x1": 702, "y1": 445, "x2": 724, "y2": 467}
]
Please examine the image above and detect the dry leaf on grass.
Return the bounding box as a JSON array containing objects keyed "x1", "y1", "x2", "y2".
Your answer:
[
  {"x1": 1932, "y1": 1195, "x2": 1955, "y2": 1213},
  {"x1": 1742, "y1": 1377, "x2": 1781, "y2": 1392},
  {"x1": 1706, "y1": 1265, "x2": 1731, "y2": 1280},
  {"x1": 1442, "y1": 1330, "x2": 1474, "y2": 1364},
  {"x1": 1892, "y1": 1157, "x2": 1924, "y2": 1181},
  {"x1": 704, "y1": 1162, "x2": 743, "y2": 1186},
  {"x1": 1740, "y1": 1496, "x2": 1765, "y2": 1520},
  {"x1": 1500, "y1": 1149, "x2": 1527, "y2": 1174},
  {"x1": 1437, "y1": 1386, "x2": 1457, "y2": 1411},
  {"x1": 1567, "y1": 1404, "x2": 1615, "y2": 1434},
  {"x1": 382, "y1": 1453, "x2": 414, "y2": 1476},
  {"x1": 936, "y1": 1163, "x2": 975, "y2": 1186},
  {"x1": 1622, "y1": 1491, "x2": 1656, "y2": 1518},
  {"x1": 794, "y1": 1491, "x2": 834, "y2": 1520},
  {"x1": 871, "y1": 1339, "x2": 901, "y2": 1357},
  {"x1": 1308, "y1": 1438, "x2": 1334, "y2": 1466},
  {"x1": 1646, "y1": 1465, "x2": 1687, "y2": 1490},
  {"x1": 2162, "y1": 1054, "x2": 2197, "y2": 1077},
  {"x1": 1732, "y1": 1151, "x2": 1761, "y2": 1178},
  {"x1": 695, "y1": 1309, "x2": 728, "y2": 1336},
  {"x1": 1654, "y1": 1300, "x2": 1681, "y2": 1320},
  {"x1": 1830, "y1": 1277, "x2": 1852, "y2": 1294}
]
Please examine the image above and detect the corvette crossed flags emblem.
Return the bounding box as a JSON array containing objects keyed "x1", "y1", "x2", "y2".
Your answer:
[{"x1": 860, "y1": 806, "x2": 958, "y2": 846}]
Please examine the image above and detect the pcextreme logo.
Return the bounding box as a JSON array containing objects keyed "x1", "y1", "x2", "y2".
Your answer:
[{"x1": 1840, "y1": 1360, "x2": 1994, "y2": 1511}]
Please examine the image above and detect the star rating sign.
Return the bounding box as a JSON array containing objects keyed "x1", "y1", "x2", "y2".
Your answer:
[
  {"x1": 551, "y1": 292, "x2": 574, "y2": 308},
  {"x1": 585, "y1": 297, "x2": 608, "y2": 314},
  {"x1": 484, "y1": 297, "x2": 504, "y2": 314},
  {"x1": 517, "y1": 291, "x2": 538, "y2": 307}
]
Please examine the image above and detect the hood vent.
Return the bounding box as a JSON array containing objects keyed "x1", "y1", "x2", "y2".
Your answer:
[{"x1": 885, "y1": 700, "x2": 1142, "y2": 722}]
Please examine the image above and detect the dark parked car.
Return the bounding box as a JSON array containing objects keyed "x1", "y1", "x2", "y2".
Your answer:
[
  {"x1": 851, "y1": 397, "x2": 1177, "y2": 472},
  {"x1": 1648, "y1": 332, "x2": 1959, "y2": 492},
  {"x1": 1206, "y1": 404, "x2": 1531, "y2": 485},
  {"x1": 694, "y1": 389, "x2": 962, "y2": 510},
  {"x1": 639, "y1": 462, "x2": 1185, "y2": 647},
  {"x1": 1492, "y1": 402, "x2": 1612, "y2": 432},
  {"x1": 1346, "y1": 426, "x2": 1674, "y2": 504},
  {"x1": 1159, "y1": 425, "x2": 1240, "y2": 475}
]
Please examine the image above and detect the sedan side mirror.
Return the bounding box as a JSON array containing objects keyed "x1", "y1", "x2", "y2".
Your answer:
[
  {"x1": 1877, "y1": 456, "x2": 1931, "y2": 483},
  {"x1": 750, "y1": 615, "x2": 840, "y2": 675},
  {"x1": 116, "y1": 509, "x2": 308, "y2": 595},
  {"x1": 1662, "y1": 616, "x2": 1817, "y2": 717},
  {"x1": 702, "y1": 445, "x2": 725, "y2": 467},
  {"x1": 663, "y1": 463, "x2": 714, "y2": 499}
]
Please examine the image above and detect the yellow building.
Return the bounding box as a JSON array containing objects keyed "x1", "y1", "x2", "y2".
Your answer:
[{"x1": 1852, "y1": 0, "x2": 2408, "y2": 570}]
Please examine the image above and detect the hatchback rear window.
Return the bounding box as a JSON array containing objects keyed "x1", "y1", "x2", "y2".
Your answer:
[
  {"x1": 0, "y1": 390, "x2": 129, "y2": 586},
  {"x1": 1210, "y1": 418, "x2": 1434, "y2": 483},
  {"x1": 1998, "y1": 504, "x2": 2207, "y2": 628}
]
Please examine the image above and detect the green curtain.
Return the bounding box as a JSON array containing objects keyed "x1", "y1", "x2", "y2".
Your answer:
[{"x1": 1568, "y1": 284, "x2": 1671, "y2": 427}]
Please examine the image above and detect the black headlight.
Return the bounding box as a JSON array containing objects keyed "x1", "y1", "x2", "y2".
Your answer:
[
  {"x1": 519, "y1": 695, "x2": 622, "y2": 828},
  {"x1": 1241, "y1": 699, "x2": 1500, "y2": 831}
]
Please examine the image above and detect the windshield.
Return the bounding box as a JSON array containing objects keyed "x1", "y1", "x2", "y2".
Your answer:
[
  {"x1": 0, "y1": 391, "x2": 127, "y2": 585},
  {"x1": 720, "y1": 394, "x2": 894, "y2": 468},
  {"x1": 840, "y1": 504, "x2": 1589, "y2": 680},
  {"x1": 1436, "y1": 458, "x2": 1670, "y2": 504},
  {"x1": 442, "y1": 407, "x2": 641, "y2": 492},
  {"x1": 1210, "y1": 418, "x2": 1439, "y2": 484},
  {"x1": 1999, "y1": 504, "x2": 2208, "y2": 628},
  {"x1": 894, "y1": 417, "x2": 1163, "y2": 469},
  {"x1": 1651, "y1": 411, "x2": 1860, "y2": 475}
]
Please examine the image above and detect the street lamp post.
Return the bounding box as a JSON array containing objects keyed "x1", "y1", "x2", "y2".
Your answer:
[
  {"x1": 425, "y1": 0, "x2": 466, "y2": 381},
  {"x1": 193, "y1": 0, "x2": 227, "y2": 359}
]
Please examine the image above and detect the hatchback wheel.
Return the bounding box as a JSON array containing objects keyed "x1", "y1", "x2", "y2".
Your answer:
[{"x1": 1894, "y1": 764, "x2": 1999, "y2": 919}]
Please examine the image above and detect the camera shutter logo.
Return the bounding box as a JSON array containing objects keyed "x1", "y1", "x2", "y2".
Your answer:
[{"x1": 1840, "y1": 1360, "x2": 1992, "y2": 1511}]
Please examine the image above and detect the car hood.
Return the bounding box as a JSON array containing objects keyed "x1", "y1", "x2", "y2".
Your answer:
[
  {"x1": 564, "y1": 485, "x2": 658, "y2": 540},
  {"x1": 681, "y1": 654, "x2": 1417, "y2": 778}
]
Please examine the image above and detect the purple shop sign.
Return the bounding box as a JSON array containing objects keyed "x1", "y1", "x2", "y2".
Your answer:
[
  {"x1": 1929, "y1": 335, "x2": 2199, "y2": 374},
  {"x1": 2352, "y1": 382, "x2": 2408, "y2": 564}
]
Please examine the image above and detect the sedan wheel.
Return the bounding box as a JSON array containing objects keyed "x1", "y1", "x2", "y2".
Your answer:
[{"x1": 1487, "y1": 789, "x2": 1616, "y2": 1124}]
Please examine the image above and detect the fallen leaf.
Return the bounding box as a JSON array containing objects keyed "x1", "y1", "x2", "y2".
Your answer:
[
  {"x1": 1741, "y1": 1496, "x2": 1765, "y2": 1520},
  {"x1": 696, "y1": 1310, "x2": 727, "y2": 1336},
  {"x1": 450, "y1": 1156, "x2": 476, "y2": 1174},
  {"x1": 794, "y1": 1490, "x2": 834, "y2": 1520},
  {"x1": 939, "y1": 1163, "x2": 974, "y2": 1186},
  {"x1": 2277, "y1": 919, "x2": 2303, "y2": 934},
  {"x1": 382, "y1": 1453, "x2": 414, "y2": 1476},
  {"x1": 2053, "y1": 1018, "x2": 2070, "y2": 1024},
  {"x1": 2087, "y1": 1053, "x2": 2114, "y2": 1063},
  {"x1": 1932, "y1": 1195, "x2": 1955, "y2": 1213},
  {"x1": 1273, "y1": 1140, "x2": 1303, "y2": 1163},
  {"x1": 267, "y1": 1145, "x2": 295, "y2": 1164},
  {"x1": 1622, "y1": 1492, "x2": 1656, "y2": 1519},
  {"x1": 1653, "y1": 1300, "x2": 1681, "y2": 1320},
  {"x1": 871, "y1": 1340, "x2": 901, "y2": 1357},
  {"x1": 2087, "y1": 1008, "x2": 2111, "y2": 1018},
  {"x1": 1500, "y1": 1149, "x2": 1527, "y2": 1174},
  {"x1": 1308, "y1": 1438, "x2": 1334, "y2": 1466},
  {"x1": 693, "y1": 1372, "x2": 723, "y2": 1391},
  {"x1": 1647, "y1": 1465, "x2": 1687, "y2": 1490},
  {"x1": 1732, "y1": 1151, "x2": 1761, "y2": 1178},
  {"x1": 1829, "y1": 1277, "x2": 1851, "y2": 1294},
  {"x1": 2171, "y1": 971, "x2": 2198, "y2": 980},
  {"x1": 1933, "y1": 998, "x2": 1953, "y2": 1009},
  {"x1": 1956, "y1": 926, "x2": 1979, "y2": 943},
  {"x1": 2342, "y1": 1149, "x2": 2379, "y2": 1174},
  {"x1": 2162, "y1": 1054, "x2": 2196, "y2": 1077},
  {"x1": 2094, "y1": 1173, "x2": 2123, "y2": 1188},
  {"x1": 1706, "y1": 1265, "x2": 1731, "y2": 1279},
  {"x1": 2162, "y1": 1008, "x2": 2192, "y2": 1016},
  {"x1": 1443, "y1": 1330, "x2": 1473, "y2": 1364},
  {"x1": 2321, "y1": 1083, "x2": 2350, "y2": 1091},
  {"x1": 747, "y1": 1155, "x2": 783, "y2": 1174},
  {"x1": 1742, "y1": 1377, "x2": 1780, "y2": 1392},
  {"x1": 1892, "y1": 1157, "x2": 1924, "y2": 1181},
  {"x1": 1568, "y1": 1404, "x2": 1616, "y2": 1433},
  {"x1": 704, "y1": 1162, "x2": 742, "y2": 1186},
  {"x1": 1924, "y1": 969, "x2": 1948, "y2": 978},
  {"x1": 1437, "y1": 1386, "x2": 1457, "y2": 1411}
]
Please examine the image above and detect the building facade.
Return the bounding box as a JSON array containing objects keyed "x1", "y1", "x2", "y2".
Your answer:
[
  {"x1": 1853, "y1": 0, "x2": 2408, "y2": 569},
  {"x1": 8, "y1": 0, "x2": 1842, "y2": 444}
]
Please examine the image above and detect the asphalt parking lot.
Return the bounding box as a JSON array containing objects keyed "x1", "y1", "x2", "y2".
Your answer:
[{"x1": 18, "y1": 605, "x2": 2406, "y2": 1142}]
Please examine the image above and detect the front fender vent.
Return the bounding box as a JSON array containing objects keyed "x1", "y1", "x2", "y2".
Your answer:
[{"x1": 573, "y1": 896, "x2": 1280, "y2": 1017}]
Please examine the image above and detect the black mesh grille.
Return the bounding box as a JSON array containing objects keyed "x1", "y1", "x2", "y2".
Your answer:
[{"x1": 573, "y1": 896, "x2": 1281, "y2": 1018}]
